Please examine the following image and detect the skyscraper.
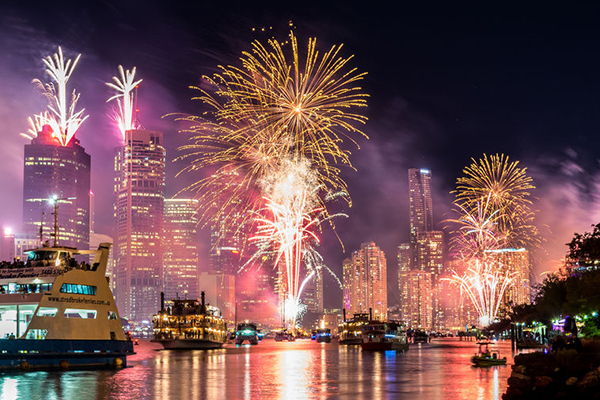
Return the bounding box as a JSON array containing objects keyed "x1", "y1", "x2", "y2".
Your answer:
[
  {"x1": 416, "y1": 231, "x2": 444, "y2": 278},
  {"x1": 163, "y1": 198, "x2": 199, "y2": 301},
  {"x1": 401, "y1": 269, "x2": 432, "y2": 329},
  {"x1": 401, "y1": 168, "x2": 442, "y2": 330},
  {"x1": 397, "y1": 243, "x2": 411, "y2": 322},
  {"x1": 408, "y1": 168, "x2": 433, "y2": 261},
  {"x1": 23, "y1": 126, "x2": 91, "y2": 249},
  {"x1": 302, "y1": 268, "x2": 324, "y2": 314},
  {"x1": 486, "y1": 248, "x2": 531, "y2": 306},
  {"x1": 342, "y1": 241, "x2": 387, "y2": 321},
  {"x1": 114, "y1": 129, "x2": 165, "y2": 321}
]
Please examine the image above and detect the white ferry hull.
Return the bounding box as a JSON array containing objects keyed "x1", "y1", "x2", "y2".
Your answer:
[{"x1": 0, "y1": 339, "x2": 134, "y2": 370}]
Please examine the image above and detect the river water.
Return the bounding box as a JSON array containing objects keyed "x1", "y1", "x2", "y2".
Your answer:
[{"x1": 0, "y1": 338, "x2": 514, "y2": 399}]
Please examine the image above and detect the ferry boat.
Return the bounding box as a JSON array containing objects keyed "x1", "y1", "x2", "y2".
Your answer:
[
  {"x1": 361, "y1": 321, "x2": 409, "y2": 352},
  {"x1": 235, "y1": 322, "x2": 259, "y2": 345},
  {"x1": 338, "y1": 312, "x2": 369, "y2": 345},
  {"x1": 151, "y1": 292, "x2": 227, "y2": 349},
  {"x1": 0, "y1": 243, "x2": 134, "y2": 370}
]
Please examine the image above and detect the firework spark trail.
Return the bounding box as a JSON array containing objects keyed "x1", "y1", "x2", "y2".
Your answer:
[
  {"x1": 32, "y1": 47, "x2": 88, "y2": 146},
  {"x1": 448, "y1": 194, "x2": 503, "y2": 260},
  {"x1": 454, "y1": 153, "x2": 539, "y2": 249},
  {"x1": 177, "y1": 31, "x2": 368, "y2": 328},
  {"x1": 447, "y1": 153, "x2": 539, "y2": 326},
  {"x1": 106, "y1": 66, "x2": 143, "y2": 141},
  {"x1": 20, "y1": 113, "x2": 48, "y2": 140},
  {"x1": 248, "y1": 158, "x2": 323, "y2": 326},
  {"x1": 176, "y1": 31, "x2": 369, "y2": 228},
  {"x1": 447, "y1": 260, "x2": 516, "y2": 326}
]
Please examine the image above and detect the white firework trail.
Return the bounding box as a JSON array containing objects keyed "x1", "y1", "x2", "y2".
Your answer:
[
  {"x1": 33, "y1": 46, "x2": 88, "y2": 146},
  {"x1": 106, "y1": 65, "x2": 143, "y2": 140}
]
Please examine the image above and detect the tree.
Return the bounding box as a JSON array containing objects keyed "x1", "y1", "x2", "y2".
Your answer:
[{"x1": 567, "y1": 223, "x2": 600, "y2": 268}]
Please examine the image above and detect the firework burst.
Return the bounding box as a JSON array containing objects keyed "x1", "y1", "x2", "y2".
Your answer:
[
  {"x1": 20, "y1": 113, "x2": 48, "y2": 140},
  {"x1": 106, "y1": 65, "x2": 143, "y2": 141},
  {"x1": 32, "y1": 47, "x2": 88, "y2": 146},
  {"x1": 176, "y1": 31, "x2": 369, "y2": 224},
  {"x1": 177, "y1": 31, "x2": 368, "y2": 328},
  {"x1": 454, "y1": 153, "x2": 538, "y2": 248},
  {"x1": 447, "y1": 154, "x2": 539, "y2": 326},
  {"x1": 446, "y1": 259, "x2": 516, "y2": 326}
]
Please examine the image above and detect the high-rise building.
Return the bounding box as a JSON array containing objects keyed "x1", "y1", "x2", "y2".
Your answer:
[
  {"x1": 408, "y1": 168, "x2": 433, "y2": 262},
  {"x1": 114, "y1": 129, "x2": 165, "y2": 322},
  {"x1": 342, "y1": 242, "x2": 387, "y2": 321},
  {"x1": 486, "y1": 248, "x2": 531, "y2": 306},
  {"x1": 416, "y1": 231, "x2": 444, "y2": 278},
  {"x1": 236, "y1": 268, "x2": 279, "y2": 328},
  {"x1": 342, "y1": 257, "x2": 352, "y2": 311},
  {"x1": 22, "y1": 127, "x2": 91, "y2": 249},
  {"x1": 163, "y1": 199, "x2": 199, "y2": 301},
  {"x1": 199, "y1": 271, "x2": 236, "y2": 324},
  {"x1": 400, "y1": 269, "x2": 432, "y2": 329},
  {"x1": 403, "y1": 168, "x2": 444, "y2": 330},
  {"x1": 416, "y1": 231, "x2": 444, "y2": 329},
  {"x1": 397, "y1": 243, "x2": 411, "y2": 322},
  {"x1": 302, "y1": 268, "x2": 324, "y2": 314}
]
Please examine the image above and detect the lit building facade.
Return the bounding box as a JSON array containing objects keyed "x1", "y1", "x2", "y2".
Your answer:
[
  {"x1": 0, "y1": 228, "x2": 40, "y2": 262},
  {"x1": 399, "y1": 269, "x2": 432, "y2": 329},
  {"x1": 342, "y1": 242, "x2": 387, "y2": 321},
  {"x1": 302, "y1": 268, "x2": 324, "y2": 314},
  {"x1": 408, "y1": 168, "x2": 433, "y2": 265},
  {"x1": 236, "y1": 268, "x2": 279, "y2": 328},
  {"x1": 199, "y1": 272, "x2": 236, "y2": 324},
  {"x1": 416, "y1": 231, "x2": 444, "y2": 278},
  {"x1": 163, "y1": 199, "x2": 199, "y2": 301},
  {"x1": 416, "y1": 231, "x2": 444, "y2": 329},
  {"x1": 23, "y1": 127, "x2": 90, "y2": 249},
  {"x1": 114, "y1": 129, "x2": 165, "y2": 322},
  {"x1": 397, "y1": 243, "x2": 411, "y2": 322},
  {"x1": 487, "y1": 248, "x2": 531, "y2": 306}
]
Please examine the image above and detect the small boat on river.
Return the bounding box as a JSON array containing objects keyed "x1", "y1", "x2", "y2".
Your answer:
[
  {"x1": 235, "y1": 322, "x2": 259, "y2": 345},
  {"x1": 152, "y1": 292, "x2": 227, "y2": 350},
  {"x1": 471, "y1": 341, "x2": 507, "y2": 366},
  {"x1": 274, "y1": 329, "x2": 295, "y2": 342},
  {"x1": 316, "y1": 328, "x2": 332, "y2": 343}
]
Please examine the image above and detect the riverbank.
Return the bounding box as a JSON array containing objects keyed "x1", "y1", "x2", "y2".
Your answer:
[{"x1": 503, "y1": 340, "x2": 600, "y2": 399}]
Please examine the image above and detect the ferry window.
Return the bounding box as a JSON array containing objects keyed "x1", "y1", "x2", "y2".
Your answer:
[
  {"x1": 108, "y1": 311, "x2": 118, "y2": 320},
  {"x1": 37, "y1": 307, "x2": 58, "y2": 317},
  {"x1": 60, "y1": 284, "x2": 97, "y2": 295},
  {"x1": 0, "y1": 306, "x2": 17, "y2": 339},
  {"x1": 25, "y1": 329, "x2": 47, "y2": 340},
  {"x1": 64, "y1": 308, "x2": 97, "y2": 319}
]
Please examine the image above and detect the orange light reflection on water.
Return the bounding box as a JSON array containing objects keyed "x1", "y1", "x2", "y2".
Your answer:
[{"x1": 0, "y1": 338, "x2": 516, "y2": 400}]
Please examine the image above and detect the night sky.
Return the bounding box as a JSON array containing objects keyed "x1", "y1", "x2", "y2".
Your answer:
[{"x1": 2, "y1": 1, "x2": 600, "y2": 306}]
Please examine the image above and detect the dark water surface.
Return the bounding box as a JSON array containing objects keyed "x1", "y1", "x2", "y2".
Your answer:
[{"x1": 0, "y1": 338, "x2": 514, "y2": 399}]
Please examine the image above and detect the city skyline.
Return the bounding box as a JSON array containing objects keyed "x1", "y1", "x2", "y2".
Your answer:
[{"x1": 2, "y1": 3, "x2": 600, "y2": 309}]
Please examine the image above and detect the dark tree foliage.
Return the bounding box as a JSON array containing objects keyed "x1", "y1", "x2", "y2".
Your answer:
[
  {"x1": 567, "y1": 223, "x2": 600, "y2": 267},
  {"x1": 507, "y1": 225, "x2": 600, "y2": 336}
]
